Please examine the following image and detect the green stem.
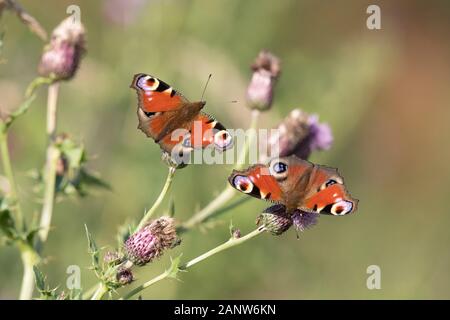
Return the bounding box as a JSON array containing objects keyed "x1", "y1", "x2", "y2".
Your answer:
[
  {"x1": 18, "y1": 242, "x2": 40, "y2": 300},
  {"x1": 36, "y1": 82, "x2": 60, "y2": 251},
  {"x1": 179, "y1": 110, "x2": 260, "y2": 232},
  {"x1": 121, "y1": 271, "x2": 169, "y2": 300},
  {"x1": 0, "y1": 130, "x2": 24, "y2": 229},
  {"x1": 82, "y1": 283, "x2": 100, "y2": 300},
  {"x1": 135, "y1": 166, "x2": 176, "y2": 232},
  {"x1": 122, "y1": 226, "x2": 266, "y2": 300},
  {"x1": 91, "y1": 283, "x2": 109, "y2": 300},
  {"x1": 25, "y1": 76, "x2": 54, "y2": 98}
]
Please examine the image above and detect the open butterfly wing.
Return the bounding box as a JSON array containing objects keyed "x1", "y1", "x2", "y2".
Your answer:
[
  {"x1": 228, "y1": 165, "x2": 283, "y2": 202},
  {"x1": 131, "y1": 73, "x2": 188, "y2": 113},
  {"x1": 188, "y1": 113, "x2": 232, "y2": 150}
]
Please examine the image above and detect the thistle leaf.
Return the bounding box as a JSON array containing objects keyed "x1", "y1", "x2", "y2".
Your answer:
[
  {"x1": 166, "y1": 254, "x2": 183, "y2": 279},
  {"x1": 84, "y1": 224, "x2": 100, "y2": 273},
  {"x1": 33, "y1": 266, "x2": 46, "y2": 292}
]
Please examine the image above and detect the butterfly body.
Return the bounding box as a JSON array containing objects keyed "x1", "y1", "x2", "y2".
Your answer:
[
  {"x1": 131, "y1": 74, "x2": 232, "y2": 155},
  {"x1": 229, "y1": 155, "x2": 358, "y2": 216}
]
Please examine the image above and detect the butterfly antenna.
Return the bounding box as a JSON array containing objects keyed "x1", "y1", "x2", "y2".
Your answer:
[{"x1": 200, "y1": 74, "x2": 212, "y2": 101}]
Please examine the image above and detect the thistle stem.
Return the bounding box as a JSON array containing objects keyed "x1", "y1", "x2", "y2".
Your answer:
[
  {"x1": 179, "y1": 110, "x2": 260, "y2": 232},
  {"x1": 36, "y1": 83, "x2": 60, "y2": 250},
  {"x1": 91, "y1": 283, "x2": 109, "y2": 300},
  {"x1": 0, "y1": 130, "x2": 24, "y2": 229},
  {"x1": 18, "y1": 241, "x2": 40, "y2": 300},
  {"x1": 82, "y1": 283, "x2": 100, "y2": 300},
  {"x1": 121, "y1": 225, "x2": 266, "y2": 300},
  {"x1": 135, "y1": 166, "x2": 176, "y2": 232}
]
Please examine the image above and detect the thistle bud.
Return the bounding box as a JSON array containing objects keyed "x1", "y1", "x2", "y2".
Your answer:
[
  {"x1": 232, "y1": 229, "x2": 241, "y2": 239},
  {"x1": 257, "y1": 204, "x2": 292, "y2": 235},
  {"x1": 246, "y1": 50, "x2": 281, "y2": 111},
  {"x1": 116, "y1": 268, "x2": 134, "y2": 285},
  {"x1": 161, "y1": 151, "x2": 187, "y2": 170},
  {"x1": 265, "y1": 109, "x2": 333, "y2": 161},
  {"x1": 38, "y1": 16, "x2": 86, "y2": 81},
  {"x1": 124, "y1": 216, "x2": 178, "y2": 266},
  {"x1": 103, "y1": 251, "x2": 121, "y2": 266},
  {"x1": 291, "y1": 210, "x2": 319, "y2": 232}
]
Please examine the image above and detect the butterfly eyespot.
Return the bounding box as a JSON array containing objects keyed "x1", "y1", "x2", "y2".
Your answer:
[
  {"x1": 269, "y1": 159, "x2": 289, "y2": 180},
  {"x1": 331, "y1": 200, "x2": 353, "y2": 215},
  {"x1": 214, "y1": 130, "x2": 233, "y2": 151},
  {"x1": 320, "y1": 177, "x2": 344, "y2": 190},
  {"x1": 182, "y1": 136, "x2": 192, "y2": 148},
  {"x1": 232, "y1": 175, "x2": 254, "y2": 194},
  {"x1": 137, "y1": 75, "x2": 159, "y2": 90}
]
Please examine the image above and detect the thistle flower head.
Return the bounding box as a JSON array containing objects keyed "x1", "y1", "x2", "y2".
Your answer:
[
  {"x1": 246, "y1": 50, "x2": 281, "y2": 111},
  {"x1": 266, "y1": 109, "x2": 333, "y2": 160},
  {"x1": 124, "y1": 216, "x2": 178, "y2": 266},
  {"x1": 257, "y1": 204, "x2": 293, "y2": 235},
  {"x1": 38, "y1": 15, "x2": 86, "y2": 81},
  {"x1": 291, "y1": 210, "x2": 319, "y2": 232}
]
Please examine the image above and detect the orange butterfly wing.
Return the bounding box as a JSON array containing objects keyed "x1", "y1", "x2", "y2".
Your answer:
[
  {"x1": 130, "y1": 73, "x2": 187, "y2": 112},
  {"x1": 229, "y1": 165, "x2": 283, "y2": 201}
]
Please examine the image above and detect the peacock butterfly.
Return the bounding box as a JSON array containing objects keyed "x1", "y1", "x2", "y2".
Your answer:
[
  {"x1": 228, "y1": 155, "x2": 358, "y2": 216},
  {"x1": 130, "y1": 73, "x2": 233, "y2": 157}
]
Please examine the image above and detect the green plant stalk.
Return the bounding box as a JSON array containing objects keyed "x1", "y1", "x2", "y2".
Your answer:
[
  {"x1": 82, "y1": 283, "x2": 100, "y2": 300},
  {"x1": 179, "y1": 110, "x2": 260, "y2": 232},
  {"x1": 37, "y1": 82, "x2": 60, "y2": 248},
  {"x1": 135, "y1": 166, "x2": 176, "y2": 232},
  {"x1": 18, "y1": 241, "x2": 40, "y2": 300},
  {"x1": 25, "y1": 76, "x2": 54, "y2": 98},
  {"x1": 122, "y1": 225, "x2": 266, "y2": 300},
  {"x1": 0, "y1": 130, "x2": 24, "y2": 229},
  {"x1": 91, "y1": 283, "x2": 109, "y2": 300}
]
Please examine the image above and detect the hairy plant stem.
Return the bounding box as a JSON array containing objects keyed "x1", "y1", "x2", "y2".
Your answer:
[
  {"x1": 179, "y1": 110, "x2": 260, "y2": 232},
  {"x1": 36, "y1": 82, "x2": 60, "y2": 249},
  {"x1": 0, "y1": 130, "x2": 24, "y2": 229},
  {"x1": 122, "y1": 225, "x2": 266, "y2": 300},
  {"x1": 135, "y1": 166, "x2": 176, "y2": 232}
]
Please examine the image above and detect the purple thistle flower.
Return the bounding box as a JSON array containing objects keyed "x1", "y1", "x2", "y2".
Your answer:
[
  {"x1": 291, "y1": 210, "x2": 319, "y2": 232},
  {"x1": 265, "y1": 109, "x2": 333, "y2": 161},
  {"x1": 38, "y1": 16, "x2": 86, "y2": 81},
  {"x1": 246, "y1": 50, "x2": 281, "y2": 111},
  {"x1": 124, "y1": 216, "x2": 178, "y2": 266},
  {"x1": 294, "y1": 114, "x2": 333, "y2": 160},
  {"x1": 257, "y1": 204, "x2": 293, "y2": 235}
]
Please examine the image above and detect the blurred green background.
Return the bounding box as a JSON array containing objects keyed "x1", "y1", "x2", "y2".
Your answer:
[{"x1": 1, "y1": 0, "x2": 450, "y2": 299}]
